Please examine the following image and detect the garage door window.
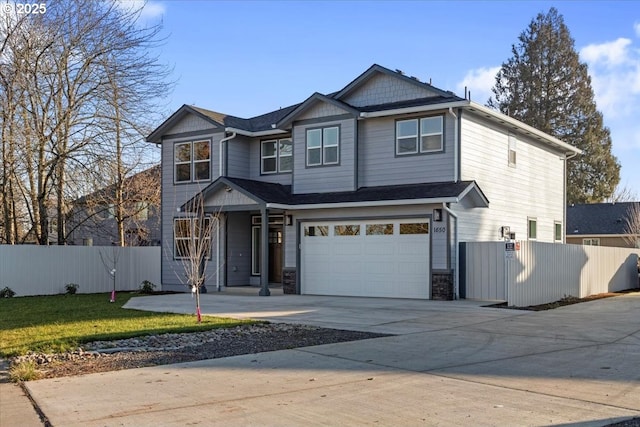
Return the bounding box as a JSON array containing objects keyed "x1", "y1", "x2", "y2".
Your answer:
[
  {"x1": 334, "y1": 225, "x2": 360, "y2": 236},
  {"x1": 366, "y1": 224, "x2": 393, "y2": 235},
  {"x1": 399, "y1": 223, "x2": 429, "y2": 234},
  {"x1": 304, "y1": 225, "x2": 329, "y2": 236}
]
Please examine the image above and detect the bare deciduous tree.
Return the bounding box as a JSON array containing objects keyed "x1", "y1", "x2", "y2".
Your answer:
[{"x1": 623, "y1": 202, "x2": 640, "y2": 249}]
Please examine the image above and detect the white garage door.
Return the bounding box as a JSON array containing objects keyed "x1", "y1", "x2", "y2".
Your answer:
[{"x1": 301, "y1": 219, "x2": 430, "y2": 299}]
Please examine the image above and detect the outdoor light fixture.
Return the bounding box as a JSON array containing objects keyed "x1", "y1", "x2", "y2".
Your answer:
[
  {"x1": 433, "y1": 208, "x2": 442, "y2": 222},
  {"x1": 286, "y1": 215, "x2": 293, "y2": 226}
]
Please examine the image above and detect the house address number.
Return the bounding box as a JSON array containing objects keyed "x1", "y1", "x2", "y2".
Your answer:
[{"x1": 433, "y1": 226, "x2": 446, "y2": 233}]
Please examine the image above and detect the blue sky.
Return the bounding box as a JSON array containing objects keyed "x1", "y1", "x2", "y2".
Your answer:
[{"x1": 139, "y1": 0, "x2": 640, "y2": 198}]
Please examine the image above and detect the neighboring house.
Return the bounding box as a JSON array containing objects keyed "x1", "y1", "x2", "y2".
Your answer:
[
  {"x1": 66, "y1": 165, "x2": 161, "y2": 246},
  {"x1": 147, "y1": 64, "x2": 580, "y2": 299},
  {"x1": 566, "y1": 202, "x2": 640, "y2": 248}
]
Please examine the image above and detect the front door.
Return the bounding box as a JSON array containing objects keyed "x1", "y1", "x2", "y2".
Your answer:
[{"x1": 268, "y1": 227, "x2": 283, "y2": 283}]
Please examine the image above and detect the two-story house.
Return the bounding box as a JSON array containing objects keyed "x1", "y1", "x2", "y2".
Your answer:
[{"x1": 147, "y1": 64, "x2": 580, "y2": 300}]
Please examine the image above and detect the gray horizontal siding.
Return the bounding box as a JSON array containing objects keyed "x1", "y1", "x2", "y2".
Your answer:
[
  {"x1": 292, "y1": 118, "x2": 356, "y2": 193},
  {"x1": 358, "y1": 114, "x2": 455, "y2": 187},
  {"x1": 227, "y1": 137, "x2": 250, "y2": 179}
]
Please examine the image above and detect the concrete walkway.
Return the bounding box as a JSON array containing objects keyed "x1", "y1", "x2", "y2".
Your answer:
[{"x1": 9, "y1": 291, "x2": 640, "y2": 426}]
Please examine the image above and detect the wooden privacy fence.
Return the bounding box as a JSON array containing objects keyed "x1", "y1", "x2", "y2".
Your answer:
[
  {"x1": 460, "y1": 241, "x2": 639, "y2": 306},
  {"x1": 0, "y1": 245, "x2": 160, "y2": 297}
]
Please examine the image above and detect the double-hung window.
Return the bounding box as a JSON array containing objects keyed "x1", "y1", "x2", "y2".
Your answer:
[
  {"x1": 174, "y1": 140, "x2": 211, "y2": 183},
  {"x1": 261, "y1": 138, "x2": 292, "y2": 174},
  {"x1": 396, "y1": 116, "x2": 443, "y2": 155},
  {"x1": 528, "y1": 218, "x2": 537, "y2": 240},
  {"x1": 174, "y1": 217, "x2": 212, "y2": 259},
  {"x1": 306, "y1": 126, "x2": 339, "y2": 166}
]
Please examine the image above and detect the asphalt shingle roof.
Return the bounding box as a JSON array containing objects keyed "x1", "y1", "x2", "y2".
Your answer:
[
  {"x1": 566, "y1": 202, "x2": 639, "y2": 235},
  {"x1": 224, "y1": 177, "x2": 478, "y2": 206}
]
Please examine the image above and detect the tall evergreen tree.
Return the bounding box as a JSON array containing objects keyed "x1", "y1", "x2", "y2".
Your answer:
[{"x1": 488, "y1": 7, "x2": 620, "y2": 204}]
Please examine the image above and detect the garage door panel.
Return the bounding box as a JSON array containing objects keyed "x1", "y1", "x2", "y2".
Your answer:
[{"x1": 302, "y1": 219, "x2": 430, "y2": 299}]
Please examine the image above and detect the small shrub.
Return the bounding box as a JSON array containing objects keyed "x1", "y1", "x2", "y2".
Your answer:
[
  {"x1": 0, "y1": 286, "x2": 16, "y2": 298},
  {"x1": 9, "y1": 360, "x2": 41, "y2": 382},
  {"x1": 139, "y1": 280, "x2": 156, "y2": 294},
  {"x1": 65, "y1": 283, "x2": 79, "y2": 295}
]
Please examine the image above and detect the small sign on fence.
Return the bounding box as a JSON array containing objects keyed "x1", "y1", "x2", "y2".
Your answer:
[{"x1": 505, "y1": 242, "x2": 515, "y2": 260}]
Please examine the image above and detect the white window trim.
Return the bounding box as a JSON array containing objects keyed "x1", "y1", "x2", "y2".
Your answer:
[
  {"x1": 278, "y1": 139, "x2": 293, "y2": 172},
  {"x1": 554, "y1": 221, "x2": 563, "y2": 242},
  {"x1": 306, "y1": 126, "x2": 340, "y2": 166},
  {"x1": 261, "y1": 140, "x2": 278, "y2": 174},
  {"x1": 251, "y1": 225, "x2": 261, "y2": 275},
  {"x1": 174, "y1": 140, "x2": 212, "y2": 184},
  {"x1": 527, "y1": 217, "x2": 537, "y2": 241},
  {"x1": 396, "y1": 116, "x2": 444, "y2": 155},
  {"x1": 583, "y1": 238, "x2": 600, "y2": 246},
  {"x1": 173, "y1": 217, "x2": 213, "y2": 260},
  {"x1": 508, "y1": 134, "x2": 517, "y2": 167}
]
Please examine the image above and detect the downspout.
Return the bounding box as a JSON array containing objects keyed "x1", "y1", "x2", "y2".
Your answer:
[
  {"x1": 448, "y1": 107, "x2": 459, "y2": 183},
  {"x1": 218, "y1": 132, "x2": 237, "y2": 177},
  {"x1": 217, "y1": 133, "x2": 235, "y2": 292},
  {"x1": 442, "y1": 203, "x2": 459, "y2": 299},
  {"x1": 563, "y1": 151, "x2": 579, "y2": 243}
]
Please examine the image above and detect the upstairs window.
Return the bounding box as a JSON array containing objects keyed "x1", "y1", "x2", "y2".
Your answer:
[
  {"x1": 396, "y1": 116, "x2": 443, "y2": 155},
  {"x1": 261, "y1": 138, "x2": 292, "y2": 174},
  {"x1": 508, "y1": 134, "x2": 517, "y2": 167},
  {"x1": 175, "y1": 140, "x2": 211, "y2": 183},
  {"x1": 306, "y1": 126, "x2": 339, "y2": 166}
]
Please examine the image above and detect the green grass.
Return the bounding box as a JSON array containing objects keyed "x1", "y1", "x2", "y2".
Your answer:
[{"x1": 0, "y1": 292, "x2": 255, "y2": 357}]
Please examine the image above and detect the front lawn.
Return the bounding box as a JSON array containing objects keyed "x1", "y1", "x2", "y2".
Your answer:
[{"x1": 0, "y1": 292, "x2": 255, "y2": 357}]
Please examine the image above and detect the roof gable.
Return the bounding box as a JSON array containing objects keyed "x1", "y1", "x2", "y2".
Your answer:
[
  {"x1": 147, "y1": 105, "x2": 224, "y2": 142},
  {"x1": 334, "y1": 64, "x2": 455, "y2": 107},
  {"x1": 277, "y1": 93, "x2": 359, "y2": 128}
]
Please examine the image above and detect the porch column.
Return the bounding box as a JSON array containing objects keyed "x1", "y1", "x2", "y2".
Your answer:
[{"x1": 259, "y1": 207, "x2": 270, "y2": 296}]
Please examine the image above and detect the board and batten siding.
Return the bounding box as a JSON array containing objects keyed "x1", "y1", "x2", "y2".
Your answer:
[
  {"x1": 285, "y1": 204, "x2": 448, "y2": 271},
  {"x1": 358, "y1": 113, "x2": 456, "y2": 187},
  {"x1": 160, "y1": 130, "x2": 225, "y2": 290},
  {"x1": 455, "y1": 112, "x2": 565, "y2": 243},
  {"x1": 342, "y1": 73, "x2": 439, "y2": 107},
  {"x1": 292, "y1": 118, "x2": 356, "y2": 194}
]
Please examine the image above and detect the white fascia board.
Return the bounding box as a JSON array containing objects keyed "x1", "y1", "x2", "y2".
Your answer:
[
  {"x1": 225, "y1": 127, "x2": 288, "y2": 137},
  {"x1": 465, "y1": 102, "x2": 582, "y2": 155},
  {"x1": 359, "y1": 100, "x2": 470, "y2": 119},
  {"x1": 266, "y1": 197, "x2": 460, "y2": 210}
]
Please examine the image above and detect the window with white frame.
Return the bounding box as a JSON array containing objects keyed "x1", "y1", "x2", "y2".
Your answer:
[
  {"x1": 173, "y1": 217, "x2": 212, "y2": 259},
  {"x1": 261, "y1": 138, "x2": 292, "y2": 174},
  {"x1": 583, "y1": 238, "x2": 600, "y2": 246},
  {"x1": 174, "y1": 140, "x2": 211, "y2": 183},
  {"x1": 528, "y1": 218, "x2": 537, "y2": 240},
  {"x1": 554, "y1": 221, "x2": 562, "y2": 242},
  {"x1": 306, "y1": 126, "x2": 339, "y2": 166},
  {"x1": 396, "y1": 116, "x2": 443, "y2": 155}
]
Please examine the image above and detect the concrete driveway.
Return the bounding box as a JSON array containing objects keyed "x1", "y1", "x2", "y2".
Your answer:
[{"x1": 24, "y1": 292, "x2": 640, "y2": 426}]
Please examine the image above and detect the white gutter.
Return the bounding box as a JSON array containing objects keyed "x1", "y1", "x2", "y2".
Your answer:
[
  {"x1": 448, "y1": 107, "x2": 459, "y2": 183},
  {"x1": 359, "y1": 100, "x2": 470, "y2": 119},
  {"x1": 466, "y1": 102, "x2": 582, "y2": 155},
  {"x1": 441, "y1": 203, "x2": 459, "y2": 300},
  {"x1": 266, "y1": 197, "x2": 461, "y2": 211},
  {"x1": 218, "y1": 132, "x2": 236, "y2": 176},
  {"x1": 225, "y1": 127, "x2": 287, "y2": 137},
  {"x1": 563, "y1": 151, "x2": 579, "y2": 243}
]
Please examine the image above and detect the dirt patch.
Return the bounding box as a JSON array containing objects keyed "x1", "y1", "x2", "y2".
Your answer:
[{"x1": 484, "y1": 288, "x2": 640, "y2": 311}]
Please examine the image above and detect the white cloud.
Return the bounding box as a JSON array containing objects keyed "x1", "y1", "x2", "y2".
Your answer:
[
  {"x1": 114, "y1": 1, "x2": 165, "y2": 22},
  {"x1": 455, "y1": 66, "x2": 500, "y2": 104},
  {"x1": 580, "y1": 38, "x2": 631, "y2": 67},
  {"x1": 634, "y1": 22, "x2": 640, "y2": 37},
  {"x1": 579, "y1": 37, "x2": 640, "y2": 119}
]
